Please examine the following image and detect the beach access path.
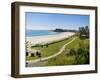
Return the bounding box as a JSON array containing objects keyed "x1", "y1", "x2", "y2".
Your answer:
[{"x1": 27, "y1": 37, "x2": 77, "y2": 65}]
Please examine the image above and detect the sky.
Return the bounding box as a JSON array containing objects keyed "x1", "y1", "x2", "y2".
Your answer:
[{"x1": 26, "y1": 12, "x2": 89, "y2": 30}]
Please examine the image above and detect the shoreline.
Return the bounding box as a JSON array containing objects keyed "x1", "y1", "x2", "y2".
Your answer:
[{"x1": 26, "y1": 32, "x2": 75, "y2": 47}]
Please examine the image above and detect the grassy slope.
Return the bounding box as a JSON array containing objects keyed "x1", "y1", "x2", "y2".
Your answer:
[
  {"x1": 26, "y1": 36, "x2": 89, "y2": 66},
  {"x1": 44, "y1": 37, "x2": 89, "y2": 66},
  {"x1": 26, "y1": 36, "x2": 74, "y2": 61}
]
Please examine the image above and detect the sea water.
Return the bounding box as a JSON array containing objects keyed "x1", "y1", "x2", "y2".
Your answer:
[{"x1": 26, "y1": 30, "x2": 59, "y2": 37}]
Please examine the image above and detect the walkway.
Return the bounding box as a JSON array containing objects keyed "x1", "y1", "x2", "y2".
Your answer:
[{"x1": 27, "y1": 37, "x2": 77, "y2": 64}]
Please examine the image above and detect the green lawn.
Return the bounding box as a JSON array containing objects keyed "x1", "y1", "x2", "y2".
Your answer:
[{"x1": 26, "y1": 36, "x2": 75, "y2": 61}]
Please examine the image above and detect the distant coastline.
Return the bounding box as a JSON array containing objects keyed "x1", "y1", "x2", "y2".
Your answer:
[{"x1": 52, "y1": 28, "x2": 78, "y2": 32}]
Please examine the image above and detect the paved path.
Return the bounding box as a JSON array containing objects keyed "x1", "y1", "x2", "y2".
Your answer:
[{"x1": 27, "y1": 37, "x2": 77, "y2": 64}]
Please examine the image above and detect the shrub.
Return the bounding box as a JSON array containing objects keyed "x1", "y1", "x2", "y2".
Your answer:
[
  {"x1": 75, "y1": 46, "x2": 89, "y2": 64},
  {"x1": 69, "y1": 48, "x2": 76, "y2": 55}
]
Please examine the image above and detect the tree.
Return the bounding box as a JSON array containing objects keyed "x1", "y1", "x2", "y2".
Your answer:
[
  {"x1": 85, "y1": 26, "x2": 89, "y2": 38},
  {"x1": 79, "y1": 26, "x2": 89, "y2": 38}
]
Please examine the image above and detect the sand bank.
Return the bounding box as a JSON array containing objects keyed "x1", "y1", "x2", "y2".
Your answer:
[{"x1": 26, "y1": 32, "x2": 75, "y2": 47}]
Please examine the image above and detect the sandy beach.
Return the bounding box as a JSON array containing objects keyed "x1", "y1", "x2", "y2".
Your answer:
[{"x1": 26, "y1": 32, "x2": 75, "y2": 47}]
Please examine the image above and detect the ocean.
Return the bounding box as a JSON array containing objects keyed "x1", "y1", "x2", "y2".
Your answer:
[{"x1": 26, "y1": 30, "x2": 59, "y2": 37}]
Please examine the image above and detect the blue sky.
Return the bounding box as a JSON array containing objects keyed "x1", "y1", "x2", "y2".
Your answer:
[{"x1": 26, "y1": 12, "x2": 89, "y2": 30}]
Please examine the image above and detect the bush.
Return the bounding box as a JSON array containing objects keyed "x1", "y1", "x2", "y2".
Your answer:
[
  {"x1": 77, "y1": 48, "x2": 83, "y2": 55},
  {"x1": 68, "y1": 42, "x2": 89, "y2": 64},
  {"x1": 75, "y1": 46, "x2": 89, "y2": 64},
  {"x1": 69, "y1": 48, "x2": 76, "y2": 55}
]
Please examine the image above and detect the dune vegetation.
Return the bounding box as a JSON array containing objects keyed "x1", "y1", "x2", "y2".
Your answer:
[{"x1": 26, "y1": 26, "x2": 90, "y2": 66}]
